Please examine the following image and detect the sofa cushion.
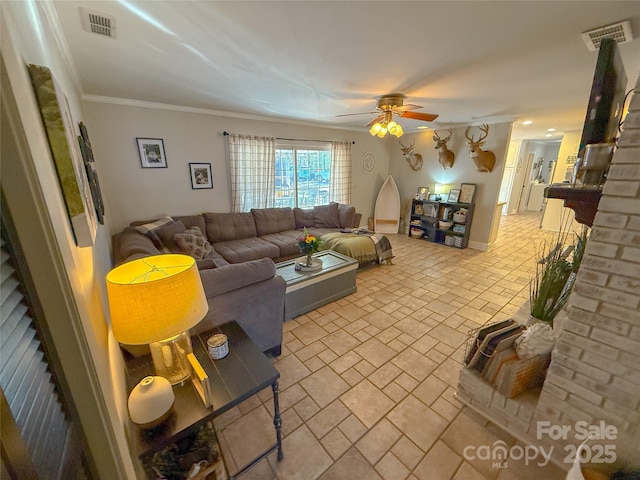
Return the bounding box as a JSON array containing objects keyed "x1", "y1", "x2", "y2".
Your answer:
[
  {"x1": 196, "y1": 258, "x2": 218, "y2": 270},
  {"x1": 332, "y1": 202, "x2": 357, "y2": 228},
  {"x1": 260, "y1": 230, "x2": 302, "y2": 257},
  {"x1": 134, "y1": 216, "x2": 174, "y2": 250},
  {"x1": 293, "y1": 208, "x2": 314, "y2": 229},
  {"x1": 198, "y1": 257, "x2": 276, "y2": 297},
  {"x1": 154, "y1": 220, "x2": 187, "y2": 253},
  {"x1": 252, "y1": 208, "x2": 295, "y2": 236},
  {"x1": 173, "y1": 214, "x2": 206, "y2": 233},
  {"x1": 117, "y1": 227, "x2": 160, "y2": 262},
  {"x1": 313, "y1": 203, "x2": 340, "y2": 228},
  {"x1": 174, "y1": 226, "x2": 214, "y2": 260},
  {"x1": 212, "y1": 237, "x2": 279, "y2": 263},
  {"x1": 204, "y1": 212, "x2": 257, "y2": 243}
]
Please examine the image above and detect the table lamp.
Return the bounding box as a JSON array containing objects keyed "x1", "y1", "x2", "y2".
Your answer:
[{"x1": 106, "y1": 254, "x2": 208, "y2": 385}]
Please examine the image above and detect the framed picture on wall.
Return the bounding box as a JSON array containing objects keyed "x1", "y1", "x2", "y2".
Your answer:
[
  {"x1": 189, "y1": 163, "x2": 213, "y2": 189},
  {"x1": 137, "y1": 138, "x2": 167, "y2": 168},
  {"x1": 459, "y1": 183, "x2": 477, "y2": 203}
]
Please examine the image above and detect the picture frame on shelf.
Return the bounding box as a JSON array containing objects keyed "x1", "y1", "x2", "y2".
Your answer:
[
  {"x1": 189, "y1": 162, "x2": 213, "y2": 189},
  {"x1": 136, "y1": 137, "x2": 167, "y2": 168},
  {"x1": 428, "y1": 194, "x2": 438, "y2": 201},
  {"x1": 417, "y1": 186, "x2": 429, "y2": 200},
  {"x1": 459, "y1": 183, "x2": 477, "y2": 203},
  {"x1": 448, "y1": 189, "x2": 461, "y2": 203},
  {"x1": 414, "y1": 203, "x2": 424, "y2": 215}
]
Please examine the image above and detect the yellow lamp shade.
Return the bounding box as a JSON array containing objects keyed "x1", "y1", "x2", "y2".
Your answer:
[{"x1": 106, "y1": 254, "x2": 208, "y2": 345}]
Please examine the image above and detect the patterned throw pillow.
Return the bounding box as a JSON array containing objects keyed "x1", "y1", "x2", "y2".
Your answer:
[
  {"x1": 173, "y1": 226, "x2": 213, "y2": 260},
  {"x1": 134, "y1": 216, "x2": 174, "y2": 251}
]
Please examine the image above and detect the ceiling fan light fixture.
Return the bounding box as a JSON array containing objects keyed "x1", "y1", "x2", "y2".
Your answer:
[{"x1": 369, "y1": 114, "x2": 404, "y2": 138}]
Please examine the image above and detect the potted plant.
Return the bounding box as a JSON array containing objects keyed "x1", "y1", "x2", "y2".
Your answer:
[{"x1": 529, "y1": 226, "x2": 589, "y2": 328}]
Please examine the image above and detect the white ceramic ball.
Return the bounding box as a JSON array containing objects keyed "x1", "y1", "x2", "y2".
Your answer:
[{"x1": 128, "y1": 376, "x2": 175, "y2": 428}]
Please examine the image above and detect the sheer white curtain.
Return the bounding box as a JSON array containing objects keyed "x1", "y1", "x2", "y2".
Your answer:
[
  {"x1": 227, "y1": 134, "x2": 276, "y2": 212},
  {"x1": 329, "y1": 141, "x2": 352, "y2": 205}
]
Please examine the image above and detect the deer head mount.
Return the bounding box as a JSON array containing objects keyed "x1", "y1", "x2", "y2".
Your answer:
[
  {"x1": 399, "y1": 139, "x2": 423, "y2": 171},
  {"x1": 465, "y1": 123, "x2": 496, "y2": 173},
  {"x1": 433, "y1": 128, "x2": 455, "y2": 170}
]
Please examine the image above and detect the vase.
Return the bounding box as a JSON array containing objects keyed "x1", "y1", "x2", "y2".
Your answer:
[{"x1": 306, "y1": 252, "x2": 313, "y2": 267}]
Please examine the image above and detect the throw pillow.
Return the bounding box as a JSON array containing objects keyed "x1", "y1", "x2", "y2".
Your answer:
[
  {"x1": 154, "y1": 220, "x2": 187, "y2": 253},
  {"x1": 134, "y1": 216, "x2": 174, "y2": 250},
  {"x1": 293, "y1": 208, "x2": 314, "y2": 229},
  {"x1": 333, "y1": 202, "x2": 356, "y2": 228},
  {"x1": 313, "y1": 203, "x2": 340, "y2": 228},
  {"x1": 174, "y1": 226, "x2": 213, "y2": 260}
]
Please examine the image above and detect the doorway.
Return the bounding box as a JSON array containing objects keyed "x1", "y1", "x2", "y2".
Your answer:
[{"x1": 501, "y1": 139, "x2": 561, "y2": 215}]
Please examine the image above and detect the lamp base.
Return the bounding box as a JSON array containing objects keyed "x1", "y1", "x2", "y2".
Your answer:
[{"x1": 149, "y1": 331, "x2": 193, "y2": 385}]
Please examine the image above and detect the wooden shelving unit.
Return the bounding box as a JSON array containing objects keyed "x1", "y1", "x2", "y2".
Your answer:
[{"x1": 408, "y1": 199, "x2": 475, "y2": 248}]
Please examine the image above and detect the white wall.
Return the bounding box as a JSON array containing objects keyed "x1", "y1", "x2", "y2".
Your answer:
[
  {"x1": 541, "y1": 130, "x2": 582, "y2": 231},
  {"x1": 1, "y1": 2, "x2": 133, "y2": 478},
  {"x1": 388, "y1": 122, "x2": 512, "y2": 250},
  {"x1": 83, "y1": 101, "x2": 391, "y2": 233}
]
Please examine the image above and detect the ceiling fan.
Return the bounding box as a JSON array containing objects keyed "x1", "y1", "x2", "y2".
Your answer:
[{"x1": 337, "y1": 93, "x2": 438, "y2": 138}]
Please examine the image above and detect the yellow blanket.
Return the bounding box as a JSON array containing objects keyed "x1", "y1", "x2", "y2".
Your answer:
[{"x1": 321, "y1": 233, "x2": 379, "y2": 264}]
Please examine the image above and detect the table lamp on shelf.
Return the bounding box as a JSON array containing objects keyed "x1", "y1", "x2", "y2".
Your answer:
[{"x1": 106, "y1": 254, "x2": 208, "y2": 385}]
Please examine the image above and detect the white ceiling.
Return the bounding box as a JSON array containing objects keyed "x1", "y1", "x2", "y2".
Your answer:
[{"x1": 53, "y1": 1, "x2": 640, "y2": 141}]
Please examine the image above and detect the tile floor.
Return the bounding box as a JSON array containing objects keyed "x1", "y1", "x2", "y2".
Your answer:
[{"x1": 215, "y1": 212, "x2": 569, "y2": 480}]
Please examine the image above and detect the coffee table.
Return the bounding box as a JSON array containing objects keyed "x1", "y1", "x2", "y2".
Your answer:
[
  {"x1": 125, "y1": 321, "x2": 282, "y2": 479},
  {"x1": 275, "y1": 250, "x2": 358, "y2": 319}
]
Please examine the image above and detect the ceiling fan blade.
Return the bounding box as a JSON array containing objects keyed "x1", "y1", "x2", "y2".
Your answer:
[
  {"x1": 366, "y1": 115, "x2": 384, "y2": 127},
  {"x1": 399, "y1": 111, "x2": 439, "y2": 122},
  {"x1": 393, "y1": 104, "x2": 423, "y2": 112},
  {"x1": 336, "y1": 111, "x2": 379, "y2": 117}
]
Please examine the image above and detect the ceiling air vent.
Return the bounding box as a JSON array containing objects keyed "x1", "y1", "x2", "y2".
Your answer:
[
  {"x1": 80, "y1": 8, "x2": 116, "y2": 38},
  {"x1": 581, "y1": 20, "x2": 632, "y2": 52}
]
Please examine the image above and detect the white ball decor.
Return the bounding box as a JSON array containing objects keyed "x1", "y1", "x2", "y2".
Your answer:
[{"x1": 128, "y1": 376, "x2": 175, "y2": 428}]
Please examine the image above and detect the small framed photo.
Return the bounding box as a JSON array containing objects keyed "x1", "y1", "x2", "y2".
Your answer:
[
  {"x1": 428, "y1": 193, "x2": 438, "y2": 201},
  {"x1": 189, "y1": 162, "x2": 213, "y2": 189},
  {"x1": 459, "y1": 183, "x2": 477, "y2": 203},
  {"x1": 417, "y1": 186, "x2": 429, "y2": 200},
  {"x1": 136, "y1": 138, "x2": 167, "y2": 168},
  {"x1": 448, "y1": 189, "x2": 461, "y2": 203},
  {"x1": 414, "y1": 203, "x2": 424, "y2": 215}
]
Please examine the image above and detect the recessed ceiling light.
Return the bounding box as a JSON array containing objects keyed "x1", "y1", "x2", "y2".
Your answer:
[
  {"x1": 417, "y1": 126, "x2": 429, "y2": 130},
  {"x1": 522, "y1": 120, "x2": 533, "y2": 125},
  {"x1": 547, "y1": 128, "x2": 556, "y2": 132},
  {"x1": 545, "y1": 133, "x2": 553, "y2": 137}
]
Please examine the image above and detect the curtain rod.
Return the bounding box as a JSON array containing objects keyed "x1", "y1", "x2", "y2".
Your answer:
[{"x1": 223, "y1": 131, "x2": 354, "y2": 144}]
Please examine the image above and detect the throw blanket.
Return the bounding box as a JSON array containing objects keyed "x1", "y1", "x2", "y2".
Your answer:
[
  {"x1": 370, "y1": 233, "x2": 394, "y2": 265},
  {"x1": 321, "y1": 232, "x2": 393, "y2": 264}
]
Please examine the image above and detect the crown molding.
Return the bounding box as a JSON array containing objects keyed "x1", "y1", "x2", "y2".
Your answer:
[{"x1": 82, "y1": 94, "x2": 362, "y2": 133}]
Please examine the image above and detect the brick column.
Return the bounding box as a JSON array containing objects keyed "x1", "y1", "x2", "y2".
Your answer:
[{"x1": 534, "y1": 74, "x2": 640, "y2": 466}]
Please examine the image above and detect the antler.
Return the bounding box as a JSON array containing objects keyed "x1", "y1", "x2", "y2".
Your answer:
[
  {"x1": 465, "y1": 124, "x2": 489, "y2": 145},
  {"x1": 464, "y1": 126, "x2": 475, "y2": 143},
  {"x1": 434, "y1": 128, "x2": 452, "y2": 143},
  {"x1": 399, "y1": 139, "x2": 415, "y2": 152},
  {"x1": 477, "y1": 123, "x2": 490, "y2": 143}
]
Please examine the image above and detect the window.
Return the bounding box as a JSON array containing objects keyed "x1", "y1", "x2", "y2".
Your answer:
[{"x1": 275, "y1": 142, "x2": 331, "y2": 208}]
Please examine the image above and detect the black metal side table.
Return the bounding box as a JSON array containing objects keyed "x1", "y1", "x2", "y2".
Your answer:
[{"x1": 125, "y1": 321, "x2": 283, "y2": 479}]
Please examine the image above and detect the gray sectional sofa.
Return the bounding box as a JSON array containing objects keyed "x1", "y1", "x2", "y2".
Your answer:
[{"x1": 113, "y1": 203, "x2": 361, "y2": 356}]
